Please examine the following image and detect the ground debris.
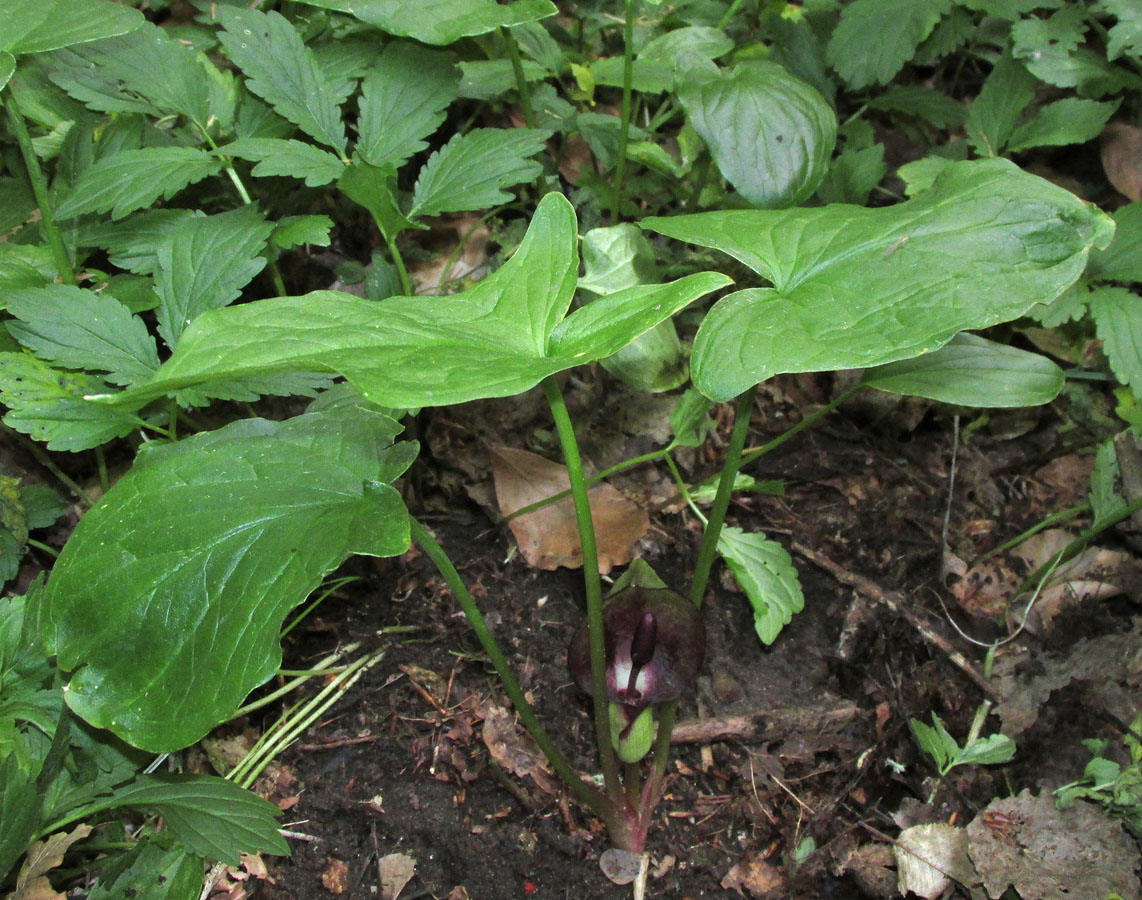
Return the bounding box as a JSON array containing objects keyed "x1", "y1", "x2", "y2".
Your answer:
[{"x1": 720, "y1": 851, "x2": 785, "y2": 897}]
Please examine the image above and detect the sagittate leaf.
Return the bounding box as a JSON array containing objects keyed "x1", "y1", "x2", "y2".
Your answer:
[
  {"x1": 826, "y1": 0, "x2": 951, "y2": 89},
  {"x1": 43, "y1": 409, "x2": 413, "y2": 750},
  {"x1": 642, "y1": 158, "x2": 1114, "y2": 401},
  {"x1": 356, "y1": 42, "x2": 459, "y2": 169},
  {"x1": 54, "y1": 148, "x2": 223, "y2": 221},
  {"x1": 861, "y1": 333, "x2": 1064, "y2": 408},
  {"x1": 716, "y1": 527, "x2": 803, "y2": 645},
  {"x1": 409, "y1": 127, "x2": 551, "y2": 219},
  {"x1": 154, "y1": 207, "x2": 275, "y2": 349},
  {"x1": 5, "y1": 285, "x2": 159, "y2": 387},
  {"x1": 105, "y1": 775, "x2": 288, "y2": 864},
  {"x1": 101, "y1": 193, "x2": 730, "y2": 411},
  {"x1": 679, "y1": 61, "x2": 835, "y2": 209},
  {"x1": 0, "y1": 0, "x2": 142, "y2": 55},
  {"x1": 215, "y1": 7, "x2": 347, "y2": 155},
  {"x1": 221, "y1": 138, "x2": 344, "y2": 187},
  {"x1": 292, "y1": 0, "x2": 557, "y2": 46}
]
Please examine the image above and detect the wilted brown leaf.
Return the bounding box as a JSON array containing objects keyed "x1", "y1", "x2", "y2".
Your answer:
[
  {"x1": 721, "y1": 853, "x2": 785, "y2": 897},
  {"x1": 481, "y1": 704, "x2": 557, "y2": 795},
  {"x1": 322, "y1": 857, "x2": 350, "y2": 894},
  {"x1": 379, "y1": 853, "x2": 417, "y2": 900},
  {"x1": 1102, "y1": 122, "x2": 1142, "y2": 201},
  {"x1": 11, "y1": 825, "x2": 92, "y2": 900},
  {"x1": 491, "y1": 446, "x2": 649, "y2": 573}
]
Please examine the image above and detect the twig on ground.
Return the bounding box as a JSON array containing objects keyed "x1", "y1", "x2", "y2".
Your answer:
[
  {"x1": 671, "y1": 703, "x2": 861, "y2": 745},
  {"x1": 793, "y1": 543, "x2": 1002, "y2": 703}
]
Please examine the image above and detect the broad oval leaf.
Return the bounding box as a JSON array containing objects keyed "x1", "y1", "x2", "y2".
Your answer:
[
  {"x1": 0, "y1": 0, "x2": 143, "y2": 55},
  {"x1": 43, "y1": 409, "x2": 413, "y2": 750},
  {"x1": 642, "y1": 159, "x2": 1114, "y2": 401},
  {"x1": 861, "y1": 333, "x2": 1064, "y2": 408},
  {"x1": 100, "y1": 193, "x2": 730, "y2": 411},
  {"x1": 291, "y1": 0, "x2": 557, "y2": 45},
  {"x1": 679, "y1": 61, "x2": 836, "y2": 209}
]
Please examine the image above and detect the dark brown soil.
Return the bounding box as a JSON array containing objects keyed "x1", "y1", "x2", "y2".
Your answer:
[{"x1": 233, "y1": 373, "x2": 1140, "y2": 900}]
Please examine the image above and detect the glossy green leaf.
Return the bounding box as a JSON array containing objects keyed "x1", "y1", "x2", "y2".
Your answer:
[
  {"x1": 1090, "y1": 285, "x2": 1142, "y2": 389},
  {"x1": 104, "y1": 775, "x2": 288, "y2": 864},
  {"x1": 826, "y1": 0, "x2": 950, "y2": 89},
  {"x1": 43, "y1": 409, "x2": 413, "y2": 750},
  {"x1": 54, "y1": 148, "x2": 223, "y2": 221},
  {"x1": 0, "y1": 355, "x2": 141, "y2": 451},
  {"x1": 642, "y1": 159, "x2": 1114, "y2": 401},
  {"x1": 96, "y1": 194, "x2": 729, "y2": 411},
  {"x1": 1007, "y1": 98, "x2": 1120, "y2": 153},
  {"x1": 6, "y1": 285, "x2": 159, "y2": 386},
  {"x1": 215, "y1": 8, "x2": 347, "y2": 155},
  {"x1": 716, "y1": 527, "x2": 803, "y2": 645},
  {"x1": 70, "y1": 22, "x2": 209, "y2": 126},
  {"x1": 409, "y1": 127, "x2": 551, "y2": 219},
  {"x1": 356, "y1": 42, "x2": 459, "y2": 169},
  {"x1": 154, "y1": 208, "x2": 274, "y2": 349},
  {"x1": 679, "y1": 61, "x2": 835, "y2": 209},
  {"x1": 0, "y1": 0, "x2": 142, "y2": 55},
  {"x1": 292, "y1": 0, "x2": 557, "y2": 45},
  {"x1": 861, "y1": 333, "x2": 1064, "y2": 408},
  {"x1": 221, "y1": 138, "x2": 344, "y2": 187}
]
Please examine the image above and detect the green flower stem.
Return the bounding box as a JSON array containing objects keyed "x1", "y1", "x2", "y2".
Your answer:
[
  {"x1": 737, "y1": 382, "x2": 863, "y2": 473},
  {"x1": 410, "y1": 516, "x2": 608, "y2": 816},
  {"x1": 688, "y1": 384, "x2": 756, "y2": 608},
  {"x1": 501, "y1": 26, "x2": 538, "y2": 130},
  {"x1": 384, "y1": 231, "x2": 414, "y2": 297},
  {"x1": 502, "y1": 447, "x2": 668, "y2": 523},
  {"x1": 3, "y1": 94, "x2": 73, "y2": 282},
  {"x1": 610, "y1": 0, "x2": 636, "y2": 225},
  {"x1": 540, "y1": 375, "x2": 623, "y2": 801}
]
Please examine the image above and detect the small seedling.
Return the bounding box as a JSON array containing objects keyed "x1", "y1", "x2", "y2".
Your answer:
[{"x1": 911, "y1": 701, "x2": 1016, "y2": 801}]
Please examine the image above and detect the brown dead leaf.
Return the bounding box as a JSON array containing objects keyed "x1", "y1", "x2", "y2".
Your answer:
[
  {"x1": 379, "y1": 853, "x2": 417, "y2": 900},
  {"x1": 943, "y1": 549, "x2": 1019, "y2": 621},
  {"x1": 491, "y1": 446, "x2": 648, "y2": 573},
  {"x1": 720, "y1": 853, "x2": 785, "y2": 897},
  {"x1": 1102, "y1": 122, "x2": 1142, "y2": 201},
  {"x1": 894, "y1": 823, "x2": 974, "y2": 899},
  {"x1": 1012, "y1": 529, "x2": 1132, "y2": 629},
  {"x1": 482, "y1": 704, "x2": 558, "y2": 795},
  {"x1": 967, "y1": 790, "x2": 1140, "y2": 900},
  {"x1": 321, "y1": 857, "x2": 350, "y2": 894},
  {"x1": 409, "y1": 218, "x2": 489, "y2": 295},
  {"x1": 11, "y1": 825, "x2": 92, "y2": 900}
]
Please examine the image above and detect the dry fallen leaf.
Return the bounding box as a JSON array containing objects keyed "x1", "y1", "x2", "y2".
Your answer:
[
  {"x1": 720, "y1": 853, "x2": 785, "y2": 897},
  {"x1": 321, "y1": 857, "x2": 350, "y2": 894},
  {"x1": 1102, "y1": 122, "x2": 1142, "y2": 201},
  {"x1": 482, "y1": 704, "x2": 558, "y2": 795},
  {"x1": 379, "y1": 853, "x2": 417, "y2": 900},
  {"x1": 10, "y1": 826, "x2": 92, "y2": 900},
  {"x1": 894, "y1": 823, "x2": 974, "y2": 899},
  {"x1": 409, "y1": 218, "x2": 489, "y2": 295},
  {"x1": 491, "y1": 446, "x2": 649, "y2": 573}
]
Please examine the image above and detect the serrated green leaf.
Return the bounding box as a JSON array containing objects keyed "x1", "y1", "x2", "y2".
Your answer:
[
  {"x1": 215, "y1": 7, "x2": 347, "y2": 155},
  {"x1": 1012, "y1": 7, "x2": 1128, "y2": 96},
  {"x1": 1090, "y1": 285, "x2": 1142, "y2": 389},
  {"x1": 826, "y1": 0, "x2": 950, "y2": 89},
  {"x1": 79, "y1": 209, "x2": 201, "y2": 275},
  {"x1": 171, "y1": 371, "x2": 335, "y2": 411},
  {"x1": 311, "y1": 36, "x2": 381, "y2": 106},
  {"x1": 85, "y1": 835, "x2": 203, "y2": 900},
  {"x1": 0, "y1": 355, "x2": 140, "y2": 451},
  {"x1": 955, "y1": 0, "x2": 1062, "y2": 20},
  {"x1": 509, "y1": 21, "x2": 564, "y2": 75},
  {"x1": 293, "y1": 0, "x2": 557, "y2": 45},
  {"x1": 679, "y1": 61, "x2": 835, "y2": 209},
  {"x1": 356, "y1": 42, "x2": 459, "y2": 169},
  {"x1": 0, "y1": 244, "x2": 57, "y2": 295},
  {"x1": 409, "y1": 127, "x2": 550, "y2": 219},
  {"x1": 861, "y1": 333, "x2": 1064, "y2": 408},
  {"x1": 715, "y1": 527, "x2": 803, "y2": 645},
  {"x1": 1089, "y1": 438, "x2": 1127, "y2": 529},
  {"x1": 271, "y1": 215, "x2": 334, "y2": 250},
  {"x1": 910, "y1": 714, "x2": 957, "y2": 772},
  {"x1": 953, "y1": 732, "x2": 1016, "y2": 767},
  {"x1": 668, "y1": 388, "x2": 715, "y2": 450},
  {"x1": 1089, "y1": 202, "x2": 1142, "y2": 283},
  {"x1": 54, "y1": 148, "x2": 222, "y2": 221},
  {"x1": 44, "y1": 409, "x2": 412, "y2": 750},
  {"x1": 1007, "y1": 98, "x2": 1120, "y2": 154},
  {"x1": 0, "y1": 754, "x2": 39, "y2": 883},
  {"x1": 338, "y1": 160, "x2": 416, "y2": 242},
  {"x1": 104, "y1": 775, "x2": 287, "y2": 863},
  {"x1": 220, "y1": 137, "x2": 344, "y2": 187},
  {"x1": 966, "y1": 50, "x2": 1037, "y2": 157},
  {"x1": 0, "y1": 177, "x2": 36, "y2": 234},
  {"x1": 0, "y1": 0, "x2": 142, "y2": 55},
  {"x1": 20, "y1": 485, "x2": 66, "y2": 531},
  {"x1": 1103, "y1": 0, "x2": 1142, "y2": 60},
  {"x1": 458, "y1": 59, "x2": 548, "y2": 100},
  {"x1": 71, "y1": 22, "x2": 209, "y2": 126},
  {"x1": 93, "y1": 194, "x2": 729, "y2": 411},
  {"x1": 868, "y1": 86, "x2": 967, "y2": 130},
  {"x1": 6, "y1": 285, "x2": 159, "y2": 387},
  {"x1": 815, "y1": 143, "x2": 886, "y2": 205},
  {"x1": 642, "y1": 159, "x2": 1113, "y2": 401},
  {"x1": 155, "y1": 207, "x2": 274, "y2": 349},
  {"x1": 897, "y1": 156, "x2": 955, "y2": 196}
]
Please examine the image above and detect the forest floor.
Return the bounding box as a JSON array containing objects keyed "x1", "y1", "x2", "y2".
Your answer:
[{"x1": 204, "y1": 367, "x2": 1142, "y2": 900}]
